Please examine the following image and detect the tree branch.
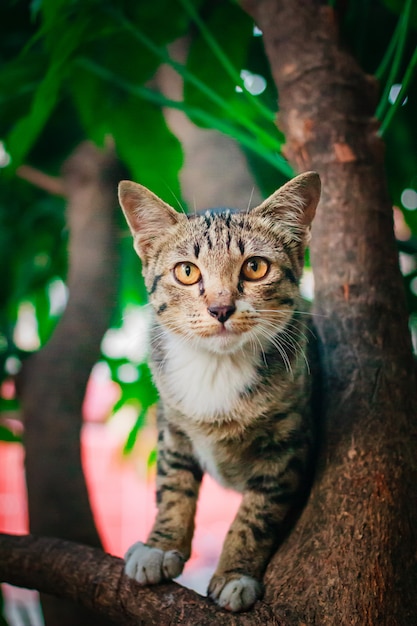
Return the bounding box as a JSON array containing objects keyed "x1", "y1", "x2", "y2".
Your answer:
[
  {"x1": 16, "y1": 164, "x2": 66, "y2": 196},
  {"x1": 0, "y1": 534, "x2": 282, "y2": 626}
]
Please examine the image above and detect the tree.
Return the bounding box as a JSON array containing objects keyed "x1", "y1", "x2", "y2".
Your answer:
[{"x1": 1, "y1": 0, "x2": 417, "y2": 624}]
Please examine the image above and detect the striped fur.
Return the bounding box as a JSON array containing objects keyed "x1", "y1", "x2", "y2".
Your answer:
[{"x1": 119, "y1": 172, "x2": 321, "y2": 612}]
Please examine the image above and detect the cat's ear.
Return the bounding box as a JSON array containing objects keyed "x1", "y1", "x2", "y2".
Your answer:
[
  {"x1": 118, "y1": 181, "x2": 180, "y2": 261},
  {"x1": 252, "y1": 171, "x2": 321, "y2": 238}
]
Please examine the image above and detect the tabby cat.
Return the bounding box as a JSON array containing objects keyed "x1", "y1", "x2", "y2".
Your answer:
[{"x1": 118, "y1": 171, "x2": 320, "y2": 612}]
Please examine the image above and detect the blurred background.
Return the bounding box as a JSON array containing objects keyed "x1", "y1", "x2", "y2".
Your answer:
[{"x1": 0, "y1": 0, "x2": 416, "y2": 623}]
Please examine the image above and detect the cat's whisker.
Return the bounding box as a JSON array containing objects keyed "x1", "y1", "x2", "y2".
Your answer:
[
  {"x1": 252, "y1": 333, "x2": 268, "y2": 367},
  {"x1": 283, "y1": 319, "x2": 315, "y2": 341},
  {"x1": 165, "y1": 185, "x2": 188, "y2": 217},
  {"x1": 256, "y1": 311, "x2": 316, "y2": 339},
  {"x1": 255, "y1": 308, "x2": 327, "y2": 319},
  {"x1": 262, "y1": 318, "x2": 310, "y2": 344},
  {"x1": 246, "y1": 187, "x2": 255, "y2": 214},
  {"x1": 260, "y1": 318, "x2": 310, "y2": 368},
  {"x1": 258, "y1": 320, "x2": 306, "y2": 370},
  {"x1": 256, "y1": 326, "x2": 293, "y2": 374}
]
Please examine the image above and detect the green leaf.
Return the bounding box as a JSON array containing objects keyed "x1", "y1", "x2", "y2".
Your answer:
[
  {"x1": 118, "y1": 238, "x2": 147, "y2": 309},
  {"x1": 376, "y1": 0, "x2": 414, "y2": 121},
  {"x1": 5, "y1": 61, "x2": 63, "y2": 168},
  {"x1": 111, "y1": 97, "x2": 184, "y2": 203},
  {"x1": 379, "y1": 43, "x2": 417, "y2": 135},
  {"x1": 5, "y1": 12, "x2": 90, "y2": 168},
  {"x1": 382, "y1": 0, "x2": 417, "y2": 29},
  {"x1": 69, "y1": 17, "x2": 163, "y2": 146},
  {"x1": 0, "y1": 53, "x2": 44, "y2": 132},
  {"x1": 108, "y1": 361, "x2": 158, "y2": 414},
  {"x1": 184, "y1": 2, "x2": 253, "y2": 115},
  {"x1": 0, "y1": 424, "x2": 22, "y2": 443},
  {"x1": 147, "y1": 446, "x2": 157, "y2": 469},
  {"x1": 0, "y1": 395, "x2": 20, "y2": 413},
  {"x1": 182, "y1": 1, "x2": 286, "y2": 172},
  {"x1": 123, "y1": 406, "x2": 147, "y2": 455}
]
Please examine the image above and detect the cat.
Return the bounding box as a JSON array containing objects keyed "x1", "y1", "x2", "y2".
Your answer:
[{"x1": 118, "y1": 171, "x2": 321, "y2": 612}]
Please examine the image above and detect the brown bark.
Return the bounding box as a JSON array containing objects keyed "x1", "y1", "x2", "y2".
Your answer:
[
  {"x1": 0, "y1": 534, "x2": 281, "y2": 626},
  {"x1": 17, "y1": 142, "x2": 122, "y2": 626},
  {"x1": 240, "y1": 1, "x2": 417, "y2": 624}
]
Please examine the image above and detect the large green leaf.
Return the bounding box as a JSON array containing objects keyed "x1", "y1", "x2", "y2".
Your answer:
[
  {"x1": 184, "y1": 2, "x2": 253, "y2": 117},
  {"x1": 5, "y1": 11, "x2": 91, "y2": 168},
  {"x1": 111, "y1": 97, "x2": 184, "y2": 203},
  {"x1": 0, "y1": 53, "x2": 45, "y2": 135}
]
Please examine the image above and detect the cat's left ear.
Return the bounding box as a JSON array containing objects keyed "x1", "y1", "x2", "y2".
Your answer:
[
  {"x1": 118, "y1": 180, "x2": 180, "y2": 262},
  {"x1": 251, "y1": 171, "x2": 321, "y2": 238}
]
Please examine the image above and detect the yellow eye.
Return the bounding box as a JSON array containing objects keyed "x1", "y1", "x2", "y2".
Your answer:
[
  {"x1": 174, "y1": 262, "x2": 202, "y2": 285},
  {"x1": 241, "y1": 257, "x2": 270, "y2": 281}
]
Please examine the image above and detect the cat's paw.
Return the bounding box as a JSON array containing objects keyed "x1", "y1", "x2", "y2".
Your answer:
[
  {"x1": 208, "y1": 574, "x2": 263, "y2": 612},
  {"x1": 124, "y1": 541, "x2": 185, "y2": 584}
]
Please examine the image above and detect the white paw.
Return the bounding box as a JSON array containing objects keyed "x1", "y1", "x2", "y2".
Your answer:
[
  {"x1": 209, "y1": 575, "x2": 263, "y2": 612},
  {"x1": 124, "y1": 541, "x2": 185, "y2": 585}
]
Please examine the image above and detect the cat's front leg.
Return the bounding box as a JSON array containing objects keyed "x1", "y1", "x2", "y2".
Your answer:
[
  {"x1": 208, "y1": 491, "x2": 292, "y2": 612},
  {"x1": 124, "y1": 425, "x2": 203, "y2": 585}
]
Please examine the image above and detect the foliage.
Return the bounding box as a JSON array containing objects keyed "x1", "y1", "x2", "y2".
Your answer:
[{"x1": 0, "y1": 0, "x2": 416, "y2": 440}]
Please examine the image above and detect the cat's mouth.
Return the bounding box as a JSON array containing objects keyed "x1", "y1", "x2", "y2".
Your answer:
[
  {"x1": 216, "y1": 324, "x2": 234, "y2": 335},
  {"x1": 207, "y1": 317, "x2": 256, "y2": 338}
]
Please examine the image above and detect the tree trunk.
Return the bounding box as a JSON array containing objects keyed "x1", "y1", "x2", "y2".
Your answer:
[
  {"x1": 17, "y1": 142, "x2": 122, "y2": 626},
  {"x1": 241, "y1": 1, "x2": 417, "y2": 624}
]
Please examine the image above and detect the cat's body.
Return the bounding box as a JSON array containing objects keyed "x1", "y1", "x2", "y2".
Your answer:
[{"x1": 118, "y1": 172, "x2": 321, "y2": 612}]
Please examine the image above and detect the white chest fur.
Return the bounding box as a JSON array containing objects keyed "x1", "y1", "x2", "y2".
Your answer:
[{"x1": 158, "y1": 332, "x2": 259, "y2": 421}]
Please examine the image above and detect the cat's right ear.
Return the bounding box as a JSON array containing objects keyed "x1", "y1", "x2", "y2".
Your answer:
[{"x1": 118, "y1": 181, "x2": 180, "y2": 262}]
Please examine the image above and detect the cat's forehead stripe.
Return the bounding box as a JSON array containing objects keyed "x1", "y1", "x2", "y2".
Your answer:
[{"x1": 186, "y1": 210, "x2": 252, "y2": 256}]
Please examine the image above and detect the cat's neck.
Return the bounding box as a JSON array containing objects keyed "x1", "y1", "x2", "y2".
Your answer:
[{"x1": 153, "y1": 328, "x2": 260, "y2": 422}]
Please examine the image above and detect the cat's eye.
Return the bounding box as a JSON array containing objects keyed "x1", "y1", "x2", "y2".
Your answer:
[
  {"x1": 174, "y1": 262, "x2": 202, "y2": 285},
  {"x1": 241, "y1": 257, "x2": 270, "y2": 281}
]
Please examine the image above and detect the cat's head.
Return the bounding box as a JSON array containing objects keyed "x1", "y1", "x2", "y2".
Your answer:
[{"x1": 118, "y1": 172, "x2": 320, "y2": 355}]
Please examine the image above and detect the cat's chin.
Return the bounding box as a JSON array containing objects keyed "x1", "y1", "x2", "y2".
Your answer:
[{"x1": 200, "y1": 331, "x2": 249, "y2": 355}]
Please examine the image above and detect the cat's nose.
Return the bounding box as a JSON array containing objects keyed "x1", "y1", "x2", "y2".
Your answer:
[{"x1": 208, "y1": 304, "x2": 236, "y2": 324}]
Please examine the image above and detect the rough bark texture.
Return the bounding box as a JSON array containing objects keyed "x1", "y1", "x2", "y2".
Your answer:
[
  {"x1": 0, "y1": 534, "x2": 281, "y2": 626},
  {"x1": 17, "y1": 142, "x2": 122, "y2": 626},
  {"x1": 240, "y1": 1, "x2": 417, "y2": 624}
]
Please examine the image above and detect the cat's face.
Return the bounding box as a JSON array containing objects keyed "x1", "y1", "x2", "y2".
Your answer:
[{"x1": 119, "y1": 172, "x2": 320, "y2": 355}]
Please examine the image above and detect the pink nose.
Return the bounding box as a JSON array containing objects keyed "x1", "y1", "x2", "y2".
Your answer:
[{"x1": 207, "y1": 305, "x2": 236, "y2": 324}]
